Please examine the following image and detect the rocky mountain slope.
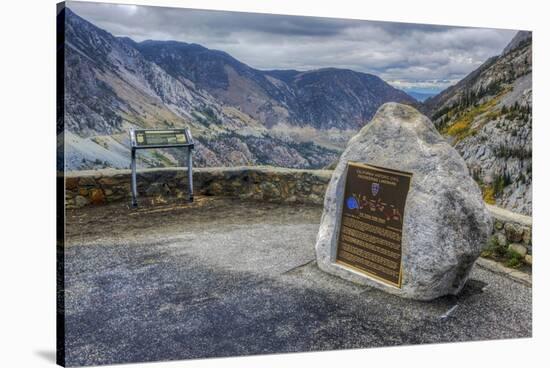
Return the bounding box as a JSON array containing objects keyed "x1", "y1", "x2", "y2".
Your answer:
[
  {"x1": 63, "y1": 7, "x2": 337, "y2": 170},
  {"x1": 60, "y1": 7, "x2": 416, "y2": 171},
  {"x1": 134, "y1": 41, "x2": 416, "y2": 130},
  {"x1": 424, "y1": 31, "x2": 532, "y2": 215}
]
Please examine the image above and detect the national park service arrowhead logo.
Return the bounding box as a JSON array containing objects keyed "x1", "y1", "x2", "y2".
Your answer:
[{"x1": 371, "y1": 182, "x2": 380, "y2": 196}]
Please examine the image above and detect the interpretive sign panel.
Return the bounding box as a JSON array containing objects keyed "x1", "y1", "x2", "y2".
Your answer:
[
  {"x1": 336, "y1": 161, "x2": 412, "y2": 288},
  {"x1": 131, "y1": 129, "x2": 190, "y2": 148},
  {"x1": 129, "y1": 128, "x2": 195, "y2": 207}
]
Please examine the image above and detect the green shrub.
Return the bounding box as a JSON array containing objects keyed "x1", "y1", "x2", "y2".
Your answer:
[
  {"x1": 492, "y1": 173, "x2": 511, "y2": 197},
  {"x1": 483, "y1": 236, "x2": 507, "y2": 257},
  {"x1": 505, "y1": 249, "x2": 524, "y2": 268}
]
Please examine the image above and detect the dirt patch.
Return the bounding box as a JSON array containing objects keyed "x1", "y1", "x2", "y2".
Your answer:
[{"x1": 65, "y1": 196, "x2": 323, "y2": 244}]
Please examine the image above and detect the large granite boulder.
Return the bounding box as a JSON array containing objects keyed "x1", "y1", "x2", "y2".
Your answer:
[{"x1": 315, "y1": 103, "x2": 492, "y2": 300}]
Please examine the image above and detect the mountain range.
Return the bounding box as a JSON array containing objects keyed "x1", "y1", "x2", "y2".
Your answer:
[
  {"x1": 135, "y1": 39, "x2": 417, "y2": 130},
  {"x1": 60, "y1": 7, "x2": 416, "y2": 171},
  {"x1": 59, "y1": 7, "x2": 531, "y2": 214}
]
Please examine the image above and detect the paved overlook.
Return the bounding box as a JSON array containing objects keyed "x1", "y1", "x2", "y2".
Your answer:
[{"x1": 63, "y1": 197, "x2": 531, "y2": 366}]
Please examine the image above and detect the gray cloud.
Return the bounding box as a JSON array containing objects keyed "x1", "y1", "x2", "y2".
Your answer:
[{"x1": 67, "y1": 1, "x2": 517, "y2": 92}]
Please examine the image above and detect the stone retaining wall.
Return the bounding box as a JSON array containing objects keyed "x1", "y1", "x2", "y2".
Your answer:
[
  {"x1": 64, "y1": 166, "x2": 332, "y2": 208},
  {"x1": 64, "y1": 166, "x2": 532, "y2": 258},
  {"x1": 486, "y1": 204, "x2": 532, "y2": 261}
]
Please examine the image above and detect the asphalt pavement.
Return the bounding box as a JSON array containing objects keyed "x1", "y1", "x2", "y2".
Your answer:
[{"x1": 62, "y1": 197, "x2": 532, "y2": 366}]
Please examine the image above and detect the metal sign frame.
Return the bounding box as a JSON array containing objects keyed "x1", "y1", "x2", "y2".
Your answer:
[{"x1": 129, "y1": 128, "x2": 195, "y2": 207}]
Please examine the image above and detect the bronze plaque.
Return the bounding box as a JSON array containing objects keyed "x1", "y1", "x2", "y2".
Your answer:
[{"x1": 336, "y1": 161, "x2": 413, "y2": 288}]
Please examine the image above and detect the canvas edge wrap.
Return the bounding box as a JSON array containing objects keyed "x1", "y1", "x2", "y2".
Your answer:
[{"x1": 56, "y1": 2, "x2": 67, "y2": 366}]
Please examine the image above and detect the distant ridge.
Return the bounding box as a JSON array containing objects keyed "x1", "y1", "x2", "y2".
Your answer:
[{"x1": 403, "y1": 90, "x2": 438, "y2": 102}]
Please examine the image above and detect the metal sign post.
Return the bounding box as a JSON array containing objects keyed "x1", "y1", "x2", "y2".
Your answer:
[{"x1": 129, "y1": 128, "x2": 195, "y2": 208}]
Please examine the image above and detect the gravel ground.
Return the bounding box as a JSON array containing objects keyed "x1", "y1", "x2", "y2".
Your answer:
[{"x1": 62, "y1": 197, "x2": 532, "y2": 366}]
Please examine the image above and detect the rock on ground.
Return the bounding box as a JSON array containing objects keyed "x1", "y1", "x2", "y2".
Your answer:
[{"x1": 315, "y1": 103, "x2": 493, "y2": 300}]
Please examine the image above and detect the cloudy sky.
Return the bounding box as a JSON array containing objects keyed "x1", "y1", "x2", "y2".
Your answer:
[{"x1": 68, "y1": 1, "x2": 517, "y2": 93}]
